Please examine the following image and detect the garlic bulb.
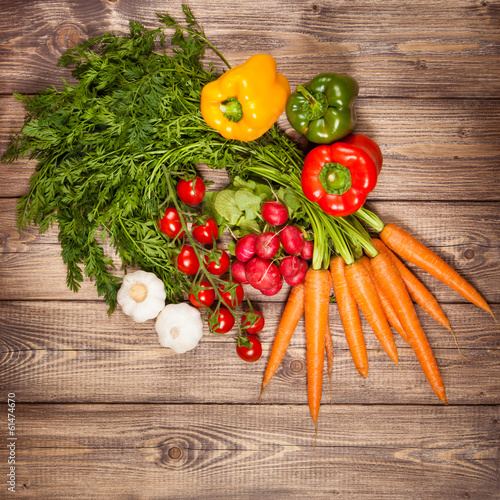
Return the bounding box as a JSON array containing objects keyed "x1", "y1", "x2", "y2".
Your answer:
[
  {"x1": 155, "y1": 303, "x2": 204, "y2": 354},
  {"x1": 117, "y1": 270, "x2": 166, "y2": 322}
]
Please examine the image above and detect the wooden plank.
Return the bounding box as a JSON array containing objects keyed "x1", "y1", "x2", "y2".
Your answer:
[
  {"x1": 1, "y1": 200, "x2": 498, "y2": 303},
  {"x1": 2, "y1": 96, "x2": 499, "y2": 200},
  {"x1": 0, "y1": 0, "x2": 499, "y2": 98},
  {"x1": 0, "y1": 404, "x2": 497, "y2": 499},
  {"x1": 8, "y1": 403, "x2": 499, "y2": 450},
  {"x1": 1, "y1": 300, "x2": 498, "y2": 352},
  {"x1": 1, "y1": 447, "x2": 497, "y2": 499},
  {"x1": 0, "y1": 239, "x2": 498, "y2": 305},
  {"x1": 0, "y1": 344, "x2": 498, "y2": 404}
]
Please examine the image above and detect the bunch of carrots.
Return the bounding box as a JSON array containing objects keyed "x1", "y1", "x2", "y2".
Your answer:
[{"x1": 260, "y1": 219, "x2": 495, "y2": 432}]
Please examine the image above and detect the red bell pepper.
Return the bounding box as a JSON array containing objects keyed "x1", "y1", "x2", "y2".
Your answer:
[{"x1": 301, "y1": 134, "x2": 383, "y2": 217}]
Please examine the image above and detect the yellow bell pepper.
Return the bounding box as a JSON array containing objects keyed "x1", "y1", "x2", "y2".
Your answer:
[{"x1": 200, "y1": 54, "x2": 290, "y2": 142}]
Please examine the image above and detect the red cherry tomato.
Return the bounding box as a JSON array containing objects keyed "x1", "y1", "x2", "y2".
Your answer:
[
  {"x1": 219, "y1": 281, "x2": 244, "y2": 308},
  {"x1": 189, "y1": 280, "x2": 216, "y2": 308},
  {"x1": 175, "y1": 245, "x2": 200, "y2": 275},
  {"x1": 237, "y1": 334, "x2": 262, "y2": 362},
  {"x1": 210, "y1": 307, "x2": 235, "y2": 334},
  {"x1": 177, "y1": 176, "x2": 206, "y2": 206},
  {"x1": 241, "y1": 311, "x2": 265, "y2": 334},
  {"x1": 192, "y1": 217, "x2": 219, "y2": 245},
  {"x1": 158, "y1": 207, "x2": 185, "y2": 239},
  {"x1": 205, "y1": 249, "x2": 230, "y2": 275}
]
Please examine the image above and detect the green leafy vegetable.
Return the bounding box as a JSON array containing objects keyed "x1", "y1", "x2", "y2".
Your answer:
[
  {"x1": 1, "y1": 7, "x2": 255, "y2": 312},
  {"x1": 234, "y1": 190, "x2": 261, "y2": 219},
  {"x1": 2, "y1": 4, "x2": 378, "y2": 312},
  {"x1": 214, "y1": 190, "x2": 241, "y2": 225}
]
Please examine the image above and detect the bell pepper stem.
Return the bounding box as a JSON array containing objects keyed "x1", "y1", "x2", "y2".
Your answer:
[
  {"x1": 320, "y1": 162, "x2": 352, "y2": 195},
  {"x1": 296, "y1": 85, "x2": 318, "y2": 106},
  {"x1": 220, "y1": 97, "x2": 243, "y2": 123},
  {"x1": 296, "y1": 85, "x2": 328, "y2": 121}
]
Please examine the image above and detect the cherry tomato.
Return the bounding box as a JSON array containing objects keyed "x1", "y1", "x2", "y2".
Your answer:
[
  {"x1": 205, "y1": 249, "x2": 230, "y2": 275},
  {"x1": 210, "y1": 307, "x2": 235, "y2": 334},
  {"x1": 177, "y1": 176, "x2": 206, "y2": 206},
  {"x1": 158, "y1": 207, "x2": 184, "y2": 239},
  {"x1": 241, "y1": 310, "x2": 265, "y2": 334},
  {"x1": 237, "y1": 334, "x2": 262, "y2": 362},
  {"x1": 175, "y1": 245, "x2": 200, "y2": 275},
  {"x1": 219, "y1": 281, "x2": 244, "y2": 308},
  {"x1": 192, "y1": 217, "x2": 219, "y2": 245},
  {"x1": 189, "y1": 280, "x2": 215, "y2": 308}
]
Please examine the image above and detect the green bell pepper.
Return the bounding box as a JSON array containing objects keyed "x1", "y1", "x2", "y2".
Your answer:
[{"x1": 285, "y1": 73, "x2": 359, "y2": 144}]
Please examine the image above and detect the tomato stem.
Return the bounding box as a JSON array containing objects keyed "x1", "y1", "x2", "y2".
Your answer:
[{"x1": 164, "y1": 169, "x2": 241, "y2": 325}]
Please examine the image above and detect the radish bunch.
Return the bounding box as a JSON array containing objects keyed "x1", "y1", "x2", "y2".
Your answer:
[{"x1": 231, "y1": 200, "x2": 313, "y2": 296}]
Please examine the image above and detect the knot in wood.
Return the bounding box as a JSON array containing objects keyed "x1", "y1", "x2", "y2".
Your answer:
[
  {"x1": 464, "y1": 249, "x2": 475, "y2": 260},
  {"x1": 48, "y1": 22, "x2": 87, "y2": 58},
  {"x1": 415, "y1": 60, "x2": 427, "y2": 70},
  {"x1": 290, "y1": 359, "x2": 304, "y2": 373},
  {"x1": 159, "y1": 438, "x2": 193, "y2": 469},
  {"x1": 167, "y1": 446, "x2": 182, "y2": 460}
]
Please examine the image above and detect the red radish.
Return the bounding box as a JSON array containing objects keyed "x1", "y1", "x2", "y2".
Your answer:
[
  {"x1": 255, "y1": 232, "x2": 280, "y2": 259},
  {"x1": 261, "y1": 201, "x2": 288, "y2": 226},
  {"x1": 284, "y1": 259, "x2": 308, "y2": 286},
  {"x1": 260, "y1": 275, "x2": 284, "y2": 296},
  {"x1": 231, "y1": 260, "x2": 249, "y2": 284},
  {"x1": 280, "y1": 225, "x2": 305, "y2": 255},
  {"x1": 279, "y1": 255, "x2": 302, "y2": 278},
  {"x1": 245, "y1": 257, "x2": 281, "y2": 291},
  {"x1": 235, "y1": 234, "x2": 256, "y2": 262},
  {"x1": 300, "y1": 240, "x2": 314, "y2": 260}
]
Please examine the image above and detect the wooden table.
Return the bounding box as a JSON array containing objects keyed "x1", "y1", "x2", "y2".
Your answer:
[{"x1": 1, "y1": 1, "x2": 499, "y2": 498}]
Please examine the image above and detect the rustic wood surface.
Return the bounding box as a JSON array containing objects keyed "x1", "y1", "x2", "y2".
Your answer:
[{"x1": 0, "y1": 0, "x2": 499, "y2": 498}]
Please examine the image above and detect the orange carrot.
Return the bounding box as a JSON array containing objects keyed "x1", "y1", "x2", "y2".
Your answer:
[
  {"x1": 345, "y1": 259, "x2": 399, "y2": 366},
  {"x1": 371, "y1": 252, "x2": 447, "y2": 404},
  {"x1": 324, "y1": 321, "x2": 334, "y2": 404},
  {"x1": 359, "y1": 255, "x2": 410, "y2": 344},
  {"x1": 304, "y1": 268, "x2": 331, "y2": 428},
  {"x1": 329, "y1": 256, "x2": 369, "y2": 378},
  {"x1": 373, "y1": 238, "x2": 452, "y2": 331},
  {"x1": 380, "y1": 223, "x2": 492, "y2": 316},
  {"x1": 261, "y1": 283, "x2": 305, "y2": 396}
]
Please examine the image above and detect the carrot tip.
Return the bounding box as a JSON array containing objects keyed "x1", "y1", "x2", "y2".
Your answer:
[
  {"x1": 437, "y1": 390, "x2": 448, "y2": 405},
  {"x1": 448, "y1": 326, "x2": 470, "y2": 361},
  {"x1": 491, "y1": 311, "x2": 500, "y2": 331},
  {"x1": 312, "y1": 421, "x2": 319, "y2": 455},
  {"x1": 259, "y1": 387, "x2": 265, "y2": 405}
]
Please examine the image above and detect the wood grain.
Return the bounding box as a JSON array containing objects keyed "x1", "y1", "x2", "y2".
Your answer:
[
  {"x1": 8, "y1": 403, "x2": 499, "y2": 450},
  {"x1": 1, "y1": 199, "x2": 498, "y2": 304},
  {"x1": 1, "y1": 300, "x2": 498, "y2": 352},
  {"x1": 2, "y1": 96, "x2": 499, "y2": 200},
  {"x1": 0, "y1": 404, "x2": 498, "y2": 499},
  {"x1": 0, "y1": 344, "x2": 498, "y2": 404},
  {"x1": 0, "y1": 0, "x2": 499, "y2": 98},
  {"x1": 1, "y1": 445, "x2": 497, "y2": 500},
  {"x1": 0, "y1": 0, "x2": 498, "y2": 498}
]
